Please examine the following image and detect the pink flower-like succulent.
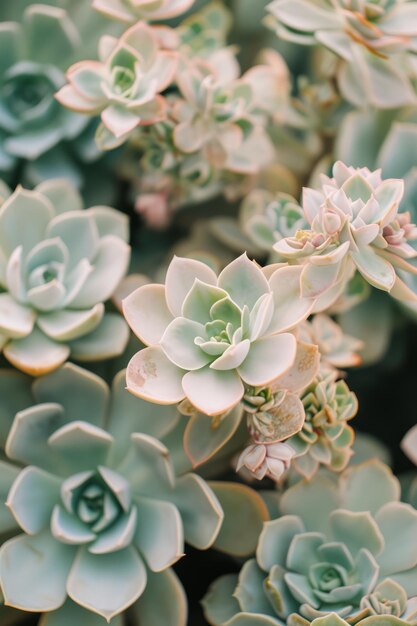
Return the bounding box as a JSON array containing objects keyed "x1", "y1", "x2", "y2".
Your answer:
[
  {"x1": 123, "y1": 254, "x2": 315, "y2": 416},
  {"x1": 237, "y1": 442, "x2": 295, "y2": 481},
  {"x1": 274, "y1": 161, "x2": 417, "y2": 309},
  {"x1": 56, "y1": 22, "x2": 178, "y2": 148}
]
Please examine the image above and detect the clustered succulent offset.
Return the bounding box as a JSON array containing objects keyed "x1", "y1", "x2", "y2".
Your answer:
[
  {"x1": 204, "y1": 461, "x2": 417, "y2": 625},
  {"x1": 266, "y1": 0, "x2": 417, "y2": 108},
  {"x1": 1, "y1": 0, "x2": 417, "y2": 624},
  {"x1": 0, "y1": 181, "x2": 130, "y2": 374},
  {"x1": 275, "y1": 162, "x2": 417, "y2": 309}
]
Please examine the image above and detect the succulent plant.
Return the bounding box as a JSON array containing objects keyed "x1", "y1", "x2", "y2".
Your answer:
[
  {"x1": 0, "y1": 363, "x2": 225, "y2": 621},
  {"x1": 240, "y1": 189, "x2": 308, "y2": 253},
  {"x1": 0, "y1": 4, "x2": 89, "y2": 176},
  {"x1": 334, "y1": 107, "x2": 417, "y2": 320},
  {"x1": 300, "y1": 314, "x2": 363, "y2": 372},
  {"x1": 274, "y1": 162, "x2": 417, "y2": 310},
  {"x1": 266, "y1": 0, "x2": 417, "y2": 109},
  {"x1": 335, "y1": 108, "x2": 417, "y2": 219},
  {"x1": 171, "y1": 60, "x2": 275, "y2": 175},
  {"x1": 203, "y1": 460, "x2": 417, "y2": 625},
  {"x1": 178, "y1": 1, "x2": 233, "y2": 63},
  {"x1": 56, "y1": 22, "x2": 178, "y2": 150},
  {"x1": 0, "y1": 180, "x2": 130, "y2": 375},
  {"x1": 92, "y1": 0, "x2": 195, "y2": 24},
  {"x1": 289, "y1": 370, "x2": 358, "y2": 478},
  {"x1": 123, "y1": 253, "x2": 316, "y2": 417},
  {"x1": 289, "y1": 609, "x2": 417, "y2": 626},
  {"x1": 236, "y1": 441, "x2": 295, "y2": 482},
  {"x1": 402, "y1": 425, "x2": 417, "y2": 467}
]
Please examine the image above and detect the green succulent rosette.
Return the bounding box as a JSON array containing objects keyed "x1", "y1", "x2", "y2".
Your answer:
[
  {"x1": 0, "y1": 5, "x2": 88, "y2": 176},
  {"x1": 0, "y1": 363, "x2": 225, "y2": 622},
  {"x1": 203, "y1": 461, "x2": 417, "y2": 626},
  {"x1": 0, "y1": 181, "x2": 130, "y2": 374},
  {"x1": 288, "y1": 371, "x2": 358, "y2": 478}
]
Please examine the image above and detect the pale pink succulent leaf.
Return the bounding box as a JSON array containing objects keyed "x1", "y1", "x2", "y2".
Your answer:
[
  {"x1": 161, "y1": 317, "x2": 212, "y2": 370},
  {"x1": 123, "y1": 284, "x2": 173, "y2": 346},
  {"x1": 351, "y1": 248, "x2": 396, "y2": 291},
  {"x1": 182, "y1": 366, "x2": 244, "y2": 416},
  {"x1": 165, "y1": 256, "x2": 217, "y2": 317},
  {"x1": 218, "y1": 254, "x2": 270, "y2": 310},
  {"x1": 126, "y1": 346, "x2": 185, "y2": 405},
  {"x1": 237, "y1": 334, "x2": 296, "y2": 387},
  {"x1": 37, "y1": 304, "x2": 104, "y2": 342}
]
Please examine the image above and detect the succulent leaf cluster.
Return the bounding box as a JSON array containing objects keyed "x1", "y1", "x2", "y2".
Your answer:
[{"x1": 266, "y1": 0, "x2": 417, "y2": 108}]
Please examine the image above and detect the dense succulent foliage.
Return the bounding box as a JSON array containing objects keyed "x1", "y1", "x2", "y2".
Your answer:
[
  {"x1": 1, "y1": 0, "x2": 417, "y2": 624},
  {"x1": 204, "y1": 461, "x2": 417, "y2": 625}
]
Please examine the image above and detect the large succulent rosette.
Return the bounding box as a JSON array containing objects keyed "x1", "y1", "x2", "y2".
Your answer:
[
  {"x1": 0, "y1": 181, "x2": 130, "y2": 374},
  {"x1": 274, "y1": 162, "x2": 417, "y2": 310},
  {"x1": 123, "y1": 253, "x2": 315, "y2": 417},
  {"x1": 0, "y1": 363, "x2": 225, "y2": 622},
  {"x1": 204, "y1": 461, "x2": 417, "y2": 625},
  {"x1": 266, "y1": 0, "x2": 417, "y2": 108}
]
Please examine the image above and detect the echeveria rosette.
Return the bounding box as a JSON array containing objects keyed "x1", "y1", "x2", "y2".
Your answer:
[
  {"x1": 274, "y1": 162, "x2": 417, "y2": 310},
  {"x1": 239, "y1": 189, "x2": 308, "y2": 254},
  {"x1": 123, "y1": 253, "x2": 316, "y2": 417},
  {"x1": 335, "y1": 107, "x2": 417, "y2": 319},
  {"x1": 203, "y1": 460, "x2": 417, "y2": 626},
  {"x1": 300, "y1": 315, "x2": 364, "y2": 372},
  {"x1": 288, "y1": 370, "x2": 358, "y2": 479},
  {"x1": 0, "y1": 363, "x2": 224, "y2": 623},
  {"x1": 0, "y1": 181, "x2": 130, "y2": 375},
  {"x1": 92, "y1": 0, "x2": 195, "y2": 24},
  {"x1": 172, "y1": 60, "x2": 275, "y2": 175},
  {"x1": 0, "y1": 4, "x2": 88, "y2": 175},
  {"x1": 56, "y1": 22, "x2": 178, "y2": 150},
  {"x1": 266, "y1": 0, "x2": 417, "y2": 109}
]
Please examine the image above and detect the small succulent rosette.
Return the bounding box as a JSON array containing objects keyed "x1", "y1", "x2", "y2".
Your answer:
[
  {"x1": 240, "y1": 189, "x2": 308, "y2": 254},
  {"x1": 203, "y1": 460, "x2": 417, "y2": 626},
  {"x1": 123, "y1": 253, "x2": 316, "y2": 416},
  {"x1": 266, "y1": 0, "x2": 417, "y2": 109},
  {"x1": 171, "y1": 59, "x2": 275, "y2": 176},
  {"x1": 92, "y1": 0, "x2": 196, "y2": 24},
  {"x1": 288, "y1": 370, "x2": 358, "y2": 478},
  {"x1": 0, "y1": 4, "x2": 90, "y2": 178},
  {"x1": 300, "y1": 315, "x2": 364, "y2": 372},
  {"x1": 0, "y1": 363, "x2": 223, "y2": 622},
  {"x1": 56, "y1": 22, "x2": 178, "y2": 149},
  {"x1": 274, "y1": 162, "x2": 417, "y2": 311},
  {"x1": 0, "y1": 180, "x2": 130, "y2": 375}
]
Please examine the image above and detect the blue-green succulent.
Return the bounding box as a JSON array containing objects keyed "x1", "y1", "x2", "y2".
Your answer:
[
  {"x1": 0, "y1": 363, "x2": 225, "y2": 622},
  {"x1": 203, "y1": 460, "x2": 417, "y2": 625},
  {"x1": 0, "y1": 180, "x2": 130, "y2": 375},
  {"x1": 0, "y1": 5, "x2": 87, "y2": 175}
]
